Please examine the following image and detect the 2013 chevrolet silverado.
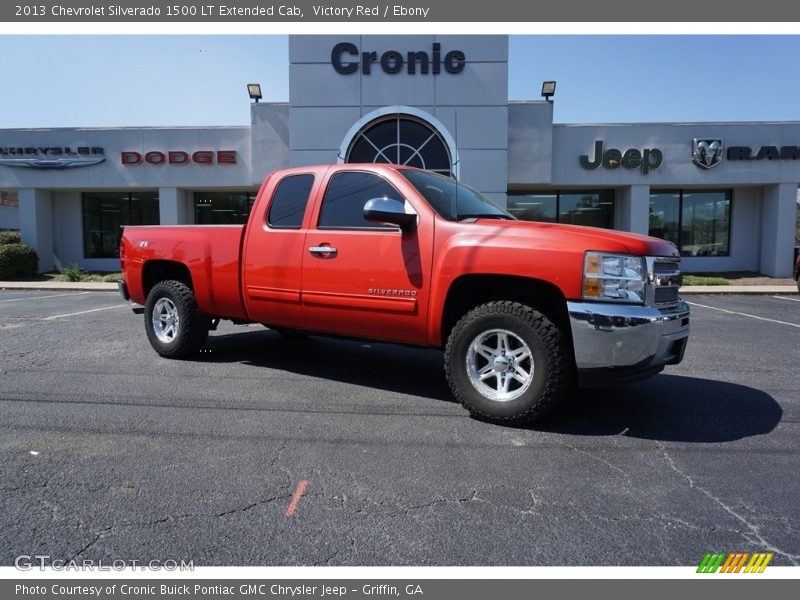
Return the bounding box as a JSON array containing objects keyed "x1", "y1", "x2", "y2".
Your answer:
[{"x1": 119, "y1": 164, "x2": 689, "y2": 424}]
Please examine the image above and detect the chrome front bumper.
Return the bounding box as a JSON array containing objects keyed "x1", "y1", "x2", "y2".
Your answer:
[{"x1": 567, "y1": 300, "x2": 690, "y2": 374}]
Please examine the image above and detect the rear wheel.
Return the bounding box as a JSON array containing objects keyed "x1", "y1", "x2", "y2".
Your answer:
[
  {"x1": 144, "y1": 280, "x2": 209, "y2": 358},
  {"x1": 445, "y1": 301, "x2": 572, "y2": 425}
]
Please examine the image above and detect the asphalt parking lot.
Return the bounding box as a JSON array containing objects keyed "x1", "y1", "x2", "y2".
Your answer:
[{"x1": 0, "y1": 290, "x2": 798, "y2": 566}]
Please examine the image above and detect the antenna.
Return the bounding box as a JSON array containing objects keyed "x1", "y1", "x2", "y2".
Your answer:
[
  {"x1": 454, "y1": 109, "x2": 459, "y2": 218},
  {"x1": 453, "y1": 109, "x2": 459, "y2": 176},
  {"x1": 397, "y1": 106, "x2": 401, "y2": 165}
]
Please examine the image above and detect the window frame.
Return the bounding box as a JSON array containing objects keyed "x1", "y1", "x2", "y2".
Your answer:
[
  {"x1": 0, "y1": 190, "x2": 19, "y2": 208},
  {"x1": 507, "y1": 189, "x2": 615, "y2": 229},
  {"x1": 315, "y1": 170, "x2": 409, "y2": 232},
  {"x1": 193, "y1": 190, "x2": 257, "y2": 226},
  {"x1": 266, "y1": 173, "x2": 316, "y2": 230},
  {"x1": 346, "y1": 115, "x2": 453, "y2": 177},
  {"x1": 82, "y1": 191, "x2": 160, "y2": 259},
  {"x1": 650, "y1": 188, "x2": 732, "y2": 258}
]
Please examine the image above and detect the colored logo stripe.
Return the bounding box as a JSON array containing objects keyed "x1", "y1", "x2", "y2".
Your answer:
[
  {"x1": 720, "y1": 553, "x2": 737, "y2": 572},
  {"x1": 697, "y1": 553, "x2": 726, "y2": 573},
  {"x1": 745, "y1": 553, "x2": 773, "y2": 573},
  {"x1": 697, "y1": 552, "x2": 773, "y2": 573},
  {"x1": 721, "y1": 552, "x2": 748, "y2": 573}
]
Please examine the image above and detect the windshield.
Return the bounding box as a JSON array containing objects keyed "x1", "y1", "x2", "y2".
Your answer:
[{"x1": 400, "y1": 169, "x2": 515, "y2": 222}]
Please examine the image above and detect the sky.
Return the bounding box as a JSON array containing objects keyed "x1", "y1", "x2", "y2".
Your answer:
[{"x1": 2, "y1": 35, "x2": 800, "y2": 128}]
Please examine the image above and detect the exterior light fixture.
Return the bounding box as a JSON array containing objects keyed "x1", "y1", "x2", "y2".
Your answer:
[
  {"x1": 247, "y1": 83, "x2": 262, "y2": 103},
  {"x1": 541, "y1": 81, "x2": 556, "y2": 101}
]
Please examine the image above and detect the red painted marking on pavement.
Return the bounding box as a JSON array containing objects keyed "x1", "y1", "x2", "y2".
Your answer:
[{"x1": 284, "y1": 480, "x2": 309, "y2": 517}]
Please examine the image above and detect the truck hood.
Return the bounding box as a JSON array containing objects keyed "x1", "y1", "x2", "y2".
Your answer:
[{"x1": 473, "y1": 218, "x2": 681, "y2": 258}]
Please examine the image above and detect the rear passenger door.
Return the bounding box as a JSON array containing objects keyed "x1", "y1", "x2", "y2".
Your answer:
[
  {"x1": 242, "y1": 170, "x2": 319, "y2": 327},
  {"x1": 300, "y1": 169, "x2": 433, "y2": 345}
]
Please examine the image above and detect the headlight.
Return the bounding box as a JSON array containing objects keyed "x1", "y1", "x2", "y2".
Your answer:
[{"x1": 583, "y1": 252, "x2": 646, "y2": 304}]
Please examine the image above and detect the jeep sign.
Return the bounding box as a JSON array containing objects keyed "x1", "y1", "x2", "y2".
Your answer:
[{"x1": 579, "y1": 140, "x2": 663, "y2": 175}]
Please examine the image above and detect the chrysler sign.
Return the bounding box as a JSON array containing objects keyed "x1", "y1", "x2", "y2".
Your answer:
[{"x1": 0, "y1": 146, "x2": 105, "y2": 169}]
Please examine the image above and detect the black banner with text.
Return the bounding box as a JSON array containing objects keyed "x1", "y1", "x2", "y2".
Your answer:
[
  {"x1": 4, "y1": 579, "x2": 797, "y2": 600},
  {"x1": 3, "y1": 0, "x2": 800, "y2": 22}
]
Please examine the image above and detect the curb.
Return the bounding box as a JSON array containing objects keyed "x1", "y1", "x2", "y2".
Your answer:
[
  {"x1": 0, "y1": 281, "x2": 118, "y2": 292},
  {"x1": 680, "y1": 286, "x2": 797, "y2": 295}
]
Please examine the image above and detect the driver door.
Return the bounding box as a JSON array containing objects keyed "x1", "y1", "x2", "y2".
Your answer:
[{"x1": 301, "y1": 169, "x2": 433, "y2": 345}]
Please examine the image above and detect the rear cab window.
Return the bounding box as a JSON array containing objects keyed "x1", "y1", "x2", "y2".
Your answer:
[{"x1": 267, "y1": 174, "x2": 315, "y2": 229}]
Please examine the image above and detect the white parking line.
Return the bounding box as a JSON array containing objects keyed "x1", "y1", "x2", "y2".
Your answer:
[
  {"x1": 686, "y1": 301, "x2": 800, "y2": 329},
  {"x1": 0, "y1": 292, "x2": 91, "y2": 303},
  {"x1": 773, "y1": 295, "x2": 800, "y2": 303},
  {"x1": 43, "y1": 304, "x2": 129, "y2": 320}
]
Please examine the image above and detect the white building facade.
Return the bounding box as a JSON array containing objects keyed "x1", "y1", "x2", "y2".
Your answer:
[{"x1": 0, "y1": 35, "x2": 797, "y2": 276}]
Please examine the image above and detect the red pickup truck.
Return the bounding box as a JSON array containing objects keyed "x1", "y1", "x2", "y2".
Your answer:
[{"x1": 119, "y1": 164, "x2": 689, "y2": 424}]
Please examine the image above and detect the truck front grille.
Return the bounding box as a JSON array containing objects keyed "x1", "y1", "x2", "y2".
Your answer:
[
  {"x1": 648, "y1": 258, "x2": 682, "y2": 308},
  {"x1": 654, "y1": 286, "x2": 680, "y2": 306}
]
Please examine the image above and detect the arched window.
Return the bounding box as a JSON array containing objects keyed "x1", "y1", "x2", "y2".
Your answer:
[{"x1": 345, "y1": 115, "x2": 452, "y2": 176}]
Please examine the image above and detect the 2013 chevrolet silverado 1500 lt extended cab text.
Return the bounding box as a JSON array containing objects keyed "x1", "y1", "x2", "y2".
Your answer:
[{"x1": 119, "y1": 164, "x2": 689, "y2": 424}]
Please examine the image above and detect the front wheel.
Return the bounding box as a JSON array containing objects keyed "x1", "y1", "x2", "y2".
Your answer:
[
  {"x1": 144, "y1": 280, "x2": 209, "y2": 359},
  {"x1": 445, "y1": 301, "x2": 572, "y2": 425}
]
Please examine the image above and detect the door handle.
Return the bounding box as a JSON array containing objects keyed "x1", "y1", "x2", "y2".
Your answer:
[{"x1": 309, "y1": 245, "x2": 338, "y2": 257}]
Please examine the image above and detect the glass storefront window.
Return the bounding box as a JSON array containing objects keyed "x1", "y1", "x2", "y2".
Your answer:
[
  {"x1": 83, "y1": 192, "x2": 159, "y2": 258},
  {"x1": 194, "y1": 191, "x2": 256, "y2": 225},
  {"x1": 346, "y1": 115, "x2": 452, "y2": 176},
  {"x1": 648, "y1": 191, "x2": 681, "y2": 248},
  {"x1": 506, "y1": 193, "x2": 557, "y2": 222},
  {"x1": 558, "y1": 191, "x2": 615, "y2": 228},
  {"x1": 649, "y1": 190, "x2": 731, "y2": 257},
  {"x1": 507, "y1": 190, "x2": 614, "y2": 229},
  {"x1": 0, "y1": 190, "x2": 18, "y2": 207}
]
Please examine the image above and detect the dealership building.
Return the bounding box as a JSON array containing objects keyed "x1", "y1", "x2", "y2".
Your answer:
[{"x1": 0, "y1": 35, "x2": 798, "y2": 276}]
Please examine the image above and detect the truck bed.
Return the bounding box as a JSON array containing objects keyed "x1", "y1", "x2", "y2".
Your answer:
[{"x1": 121, "y1": 225, "x2": 248, "y2": 321}]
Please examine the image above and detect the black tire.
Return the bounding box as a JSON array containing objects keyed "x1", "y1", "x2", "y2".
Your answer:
[
  {"x1": 444, "y1": 301, "x2": 572, "y2": 425},
  {"x1": 144, "y1": 280, "x2": 209, "y2": 359}
]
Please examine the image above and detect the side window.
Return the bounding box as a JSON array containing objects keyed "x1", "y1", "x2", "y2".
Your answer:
[
  {"x1": 267, "y1": 174, "x2": 315, "y2": 229},
  {"x1": 318, "y1": 171, "x2": 404, "y2": 229}
]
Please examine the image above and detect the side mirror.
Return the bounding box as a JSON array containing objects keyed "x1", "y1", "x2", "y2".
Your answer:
[{"x1": 363, "y1": 198, "x2": 418, "y2": 233}]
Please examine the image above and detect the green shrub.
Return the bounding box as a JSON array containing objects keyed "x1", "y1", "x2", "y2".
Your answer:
[
  {"x1": 683, "y1": 274, "x2": 729, "y2": 286},
  {"x1": 55, "y1": 269, "x2": 122, "y2": 282},
  {"x1": 0, "y1": 231, "x2": 21, "y2": 245},
  {"x1": 61, "y1": 263, "x2": 84, "y2": 282},
  {"x1": 0, "y1": 243, "x2": 39, "y2": 278}
]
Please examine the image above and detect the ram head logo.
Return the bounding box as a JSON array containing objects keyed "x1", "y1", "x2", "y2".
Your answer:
[{"x1": 692, "y1": 138, "x2": 723, "y2": 169}]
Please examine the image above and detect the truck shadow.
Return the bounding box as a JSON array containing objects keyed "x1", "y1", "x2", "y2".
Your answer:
[
  {"x1": 540, "y1": 374, "x2": 783, "y2": 442},
  {"x1": 204, "y1": 330, "x2": 782, "y2": 443},
  {"x1": 205, "y1": 329, "x2": 454, "y2": 402}
]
